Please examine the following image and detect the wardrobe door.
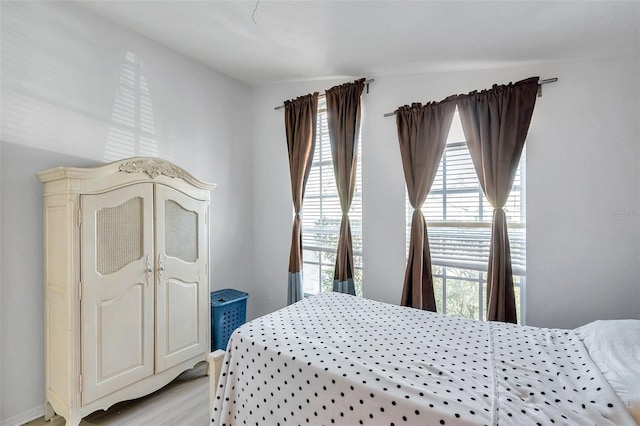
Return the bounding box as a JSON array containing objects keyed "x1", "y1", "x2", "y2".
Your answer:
[
  {"x1": 155, "y1": 185, "x2": 208, "y2": 371},
  {"x1": 80, "y1": 183, "x2": 155, "y2": 404}
]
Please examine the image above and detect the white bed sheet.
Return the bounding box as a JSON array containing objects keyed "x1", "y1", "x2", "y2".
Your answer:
[
  {"x1": 575, "y1": 319, "x2": 640, "y2": 423},
  {"x1": 212, "y1": 292, "x2": 635, "y2": 425}
]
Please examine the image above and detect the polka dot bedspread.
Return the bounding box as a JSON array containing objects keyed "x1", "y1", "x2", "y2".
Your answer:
[{"x1": 212, "y1": 292, "x2": 635, "y2": 425}]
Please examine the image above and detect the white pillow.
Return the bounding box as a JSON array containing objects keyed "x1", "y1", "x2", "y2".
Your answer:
[{"x1": 574, "y1": 319, "x2": 640, "y2": 424}]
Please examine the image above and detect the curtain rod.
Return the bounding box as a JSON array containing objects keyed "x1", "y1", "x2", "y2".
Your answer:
[
  {"x1": 273, "y1": 79, "x2": 375, "y2": 111},
  {"x1": 382, "y1": 77, "x2": 558, "y2": 117}
]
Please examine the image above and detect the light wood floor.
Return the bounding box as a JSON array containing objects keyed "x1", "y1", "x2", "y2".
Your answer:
[{"x1": 25, "y1": 362, "x2": 210, "y2": 426}]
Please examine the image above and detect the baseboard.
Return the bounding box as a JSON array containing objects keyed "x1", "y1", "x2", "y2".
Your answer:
[{"x1": 1, "y1": 405, "x2": 44, "y2": 426}]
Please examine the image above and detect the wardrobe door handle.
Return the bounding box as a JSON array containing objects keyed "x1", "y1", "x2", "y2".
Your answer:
[
  {"x1": 158, "y1": 255, "x2": 165, "y2": 280},
  {"x1": 145, "y1": 255, "x2": 153, "y2": 286}
]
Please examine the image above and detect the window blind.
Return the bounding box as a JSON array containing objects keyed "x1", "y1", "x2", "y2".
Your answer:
[
  {"x1": 407, "y1": 109, "x2": 525, "y2": 276},
  {"x1": 302, "y1": 101, "x2": 363, "y2": 257}
]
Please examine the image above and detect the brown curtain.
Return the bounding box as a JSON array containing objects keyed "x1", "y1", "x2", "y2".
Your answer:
[
  {"x1": 456, "y1": 77, "x2": 538, "y2": 322},
  {"x1": 285, "y1": 93, "x2": 319, "y2": 305},
  {"x1": 325, "y1": 78, "x2": 365, "y2": 295},
  {"x1": 396, "y1": 98, "x2": 457, "y2": 310}
]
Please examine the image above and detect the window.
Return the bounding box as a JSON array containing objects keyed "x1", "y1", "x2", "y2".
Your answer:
[
  {"x1": 302, "y1": 99, "x2": 363, "y2": 296},
  {"x1": 406, "y1": 108, "x2": 525, "y2": 322}
]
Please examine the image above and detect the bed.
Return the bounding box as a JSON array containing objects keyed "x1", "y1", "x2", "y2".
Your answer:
[{"x1": 208, "y1": 292, "x2": 639, "y2": 425}]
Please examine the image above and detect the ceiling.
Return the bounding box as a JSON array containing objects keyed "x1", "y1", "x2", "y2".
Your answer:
[{"x1": 80, "y1": 1, "x2": 640, "y2": 87}]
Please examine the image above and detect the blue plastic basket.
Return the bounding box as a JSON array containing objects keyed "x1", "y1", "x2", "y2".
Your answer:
[{"x1": 210, "y1": 289, "x2": 249, "y2": 351}]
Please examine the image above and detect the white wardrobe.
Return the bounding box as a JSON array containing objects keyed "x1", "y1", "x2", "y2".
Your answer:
[{"x1": 37, "y1": 158, "x2": 215, "y2": 426}]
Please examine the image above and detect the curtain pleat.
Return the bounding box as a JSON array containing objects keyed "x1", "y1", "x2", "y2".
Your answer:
[
  {"x1": 284, "y1": 93, "x2": 319, "y2": 305},
  {"x1": 396, "y1": 98, "x2": 457, "y2": 310},
  {"x1": 325, "y1": 78, "x2": 365, "y2": 295},
  {"x1": 456, "y1": 76, "x2": 538, "y2": 322}
]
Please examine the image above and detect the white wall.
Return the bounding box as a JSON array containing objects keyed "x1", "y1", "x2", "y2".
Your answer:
[
  {"x1": 0, "y1": 2, "x2": 253, "y2": 424},
  {"x1": 251, "y1": 57, "x2": 640, "y2": 328}
]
